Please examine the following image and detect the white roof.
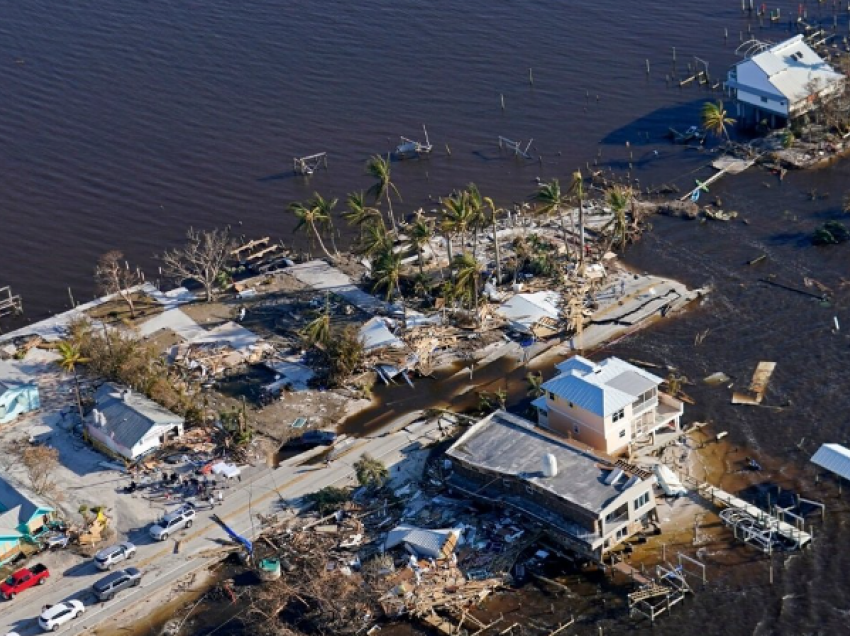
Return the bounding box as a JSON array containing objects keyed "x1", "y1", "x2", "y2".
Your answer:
[
  {"x1": 744, "y1": 35, "x2": 844, "y2": 103},
  {"x1": 498, "y1": 291, "x2": 560, "y2": 332},
  {"x1": 359, "y1": 317, "x2": 403, "y2": 352},
  {"x1": 811, "y1": 443, "x2": 850, "y2": 480},
  {"x1": 542, "y1": 356, "x2": 662, "y2": 417}
]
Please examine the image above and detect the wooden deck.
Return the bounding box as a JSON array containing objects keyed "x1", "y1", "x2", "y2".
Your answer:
[{"x1": 697, "y1": 483, "x2": 812, "y2": 547}]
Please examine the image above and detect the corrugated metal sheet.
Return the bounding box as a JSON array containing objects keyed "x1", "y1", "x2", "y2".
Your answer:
[
  {"x1": 607, "y1": 371, "x2": 656, "y2": 397},
  {"x1": 811, "y1": 443, "x2": 850, "y2": 480}
]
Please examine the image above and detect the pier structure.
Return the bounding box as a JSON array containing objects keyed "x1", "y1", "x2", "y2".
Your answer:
[{"x1": 0, "y1": 286, "x2": 23, "y2": 319}]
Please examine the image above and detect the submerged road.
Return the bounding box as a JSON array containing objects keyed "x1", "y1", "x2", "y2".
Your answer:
[{"x1": 0, "y1": 414, "x2": 444, "y2": 636}]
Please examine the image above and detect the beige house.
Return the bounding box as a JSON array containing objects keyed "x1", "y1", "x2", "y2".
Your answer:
[
  {"x1": 446, "y1": 410, "x2": 657, "y2": 562},
  {"x1": 533, "y1": 356, "x2": 683, "y2": 455}
]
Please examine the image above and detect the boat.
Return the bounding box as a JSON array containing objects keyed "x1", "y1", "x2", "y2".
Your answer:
[
  {"x1": 395, "y1": 125, "x2": 432, "y2": 158},
  {"x1": 653, "y1": 464, "x2": 688, "y2": 498}
]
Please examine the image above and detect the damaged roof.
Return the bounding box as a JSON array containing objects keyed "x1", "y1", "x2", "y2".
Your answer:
[
  {"x1": 92, "y1": 383, "x2": 184, "y2": 450},
  {"x1": 446, "y1": 410, "x2": 644, "y2": 514}
]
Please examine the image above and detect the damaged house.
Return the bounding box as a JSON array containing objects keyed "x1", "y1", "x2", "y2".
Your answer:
[
  {"x1": 533, "y1": 356, "x2": 683, "y2": 455},
  {"x1": 445, "y1": 410, "x2": 657, "y2": 562},
  {"x1": 87, "y1": 384, "x2": 185, "y2": 461}
]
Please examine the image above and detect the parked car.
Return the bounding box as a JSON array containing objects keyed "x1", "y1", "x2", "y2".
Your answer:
[
  {"x1": 1, "y1": 564, "x2": 49, "y2": 600},
  {"x1": 38, "y1": 599, "x2": 85, "y2": 632},
  {"x1": 92, "y1": 567, "x2": 142, "y2": 601},
  {"x1": 289, "y1": 430, "x2": 337, "y2": 447},
  {"x1": 149, "y1": 506, "x2": 195, "y2": 541},
  {"x1": 94, "y1": 542, "x2": 136, "y2": 570}
]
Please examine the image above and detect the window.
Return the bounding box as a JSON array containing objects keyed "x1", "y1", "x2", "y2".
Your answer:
[
  {"x1": 619, "y1": 429, "x2": 626, "y2": 438},
  {"x1": 760, "y1": 96, "x2": 768, "y2": 103},
  {"x1": 548, "y1": 392, "x2": 555, "y2": 400},
  {"x1": 633, "y1": 492, "x2": 650, "y2": 510},
  {"x1": 573, "y1": 425, "x2": 579, "y2": 434},
  {"x1": 568, "y1": 401, "x2": 574, "y2": 408},
  {"x1": 616, "y1": 526, "x2": 629, "y2": 540},
  {"x1": 612, "y1": 409, "x2": 625, "y2": 422}
]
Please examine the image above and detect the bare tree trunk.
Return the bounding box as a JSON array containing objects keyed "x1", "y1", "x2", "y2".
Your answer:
[
  {"x1": 386, "y1": 197, "x2": 398, "y2": 235},
  {"x1": 445, "y1": 234, "x2": 455, "y2": 281},
  {"x1": 558, "y1": 207, "x2": 573, "y2": 259},
  {"x1": 119, "y1": 290, "x2": 136, "y2": 318},
  {"x1": 310, "y1": 222, "x2": 335, "y2": 260},
  {"x1": 578, "y1": 193, "x2": 586, "y2": 269},
  {"x1": 492, "y1": 217, "x2": 503, "y2": 285}
]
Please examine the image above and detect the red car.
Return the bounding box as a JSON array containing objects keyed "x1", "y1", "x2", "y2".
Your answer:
[{"x1": 1, "y1": 564, "x2": 49, "y2": 600}]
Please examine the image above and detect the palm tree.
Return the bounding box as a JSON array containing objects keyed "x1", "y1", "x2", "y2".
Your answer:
[
  {"x1": 465, "y1": 183, "x2": 488, "y2": 259},
  {"x1": 526, "y1": 371, "x2": 544, "y2": 398},
  {"x1": 534, "y1": 179, "x2": 573, "y2": 258},
  {"x1": 353, "y1": 454, "x2": 389, "y2": 488},
  {"x1": 56, "y1": 341, "x2": 88, "y2": 423},
  {"x1": 441, "y1": 190, "x2": 474, "y2": 257},
  {"x1": 701, "y1": 100, "x2": 736, "y2": 141},
  {"x1": 372, "y1": 244, "x2": 404, "y2": 302},
  {"x1": 344, "y1": 191, "x2": 382, "y2": 239},
  {"x1": 309, "y1": 192, "x2": 340, "y2": 256},
  {"x1": 366, "y1": 154, "x2": 401, "y2": 233},
  {"x1": 408, "y1": 213, "x2": 433, "y2": 277},
  {"x1": 567, "y1": 170, "x2": 587, "y2": 269},
  {"x1": 301, "y1": 296, "x2": 331, "y2": 348},
  {"x1": 453, "y1": 253, "x2": 483, "y2": 314},
  {"x1": 289, "y1": 194, "x2": 335, "y2": 260},
  {"x1": 604, "y1": 185, "x2": 632, "y2": 250},
  {"x1": 358, "y1": 220, "x2": 392, "y2": 258},
  {"x1": 484, "y1": 196, "x2": 503, "y2": 285}
]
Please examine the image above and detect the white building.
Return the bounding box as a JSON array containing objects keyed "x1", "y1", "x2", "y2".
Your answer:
[
  {"x1": 533, "y1": 356, "x2": 683, "y2": 455},
  {"x1": 86, "y1": 384, "x2": 184, "y2": 461},
  {"x1": 725, "y1": 35, "x2": 845, "y2": 127}
]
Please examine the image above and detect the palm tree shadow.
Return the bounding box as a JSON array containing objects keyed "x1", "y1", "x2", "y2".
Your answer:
[
  {"x1": 600, "y1": 100, "x2": 708, "y2": 147},
  {"x1": 257, "y1": 172, "x2": 297, "y2": 183}
]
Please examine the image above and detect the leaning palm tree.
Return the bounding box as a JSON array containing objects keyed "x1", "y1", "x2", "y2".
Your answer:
[
  {"x1": 701, "y1": 100, "x2": 736, "y2": 141},
  {"x1": 357, "y1": 219, "x2": 392, "y2": 258},
  {"x1": 344, "y1": 191, "x2": 382, "y2": 239},
  {"x1": 56, "y1": 341, "x2": 89, "y2": 423},
  {"x1": 289, "y1": 195, "x2": 334, "y2": 260},
  {"x1": 567, "y1": 170, "x2": 587, "y2": 269},
  {"x1": 534, "y1": 179, "x2": 573, "y2": 258},
  {"x1": 309, "y1": 192, "x2": 340, "y2": 256},
  {"x1": 366, "y1": 154, "x2": 401, "y2": 233},
  {"x1": 353, "y1": 454, "x2": 389, "y2": 488}
]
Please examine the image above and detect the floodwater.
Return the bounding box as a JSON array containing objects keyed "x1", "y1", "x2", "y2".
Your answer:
[{"x1": 3, "y1": 0, "x2": 850, "y2": 634}]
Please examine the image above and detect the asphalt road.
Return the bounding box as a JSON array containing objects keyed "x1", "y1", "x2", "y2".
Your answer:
[{"x1": 1, "y1": 415, "x2": 442, "y2": 636}]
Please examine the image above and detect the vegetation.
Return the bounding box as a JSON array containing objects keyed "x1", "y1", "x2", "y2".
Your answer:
[
  {"x1": 604, "y1": 185, "x2": 633, "y2": 250},
  {"x1": 12, "y1": 444, "x2": 60, "y2": 498},
  {"x1": 366, "y1": 154, "x2": 401, "y2": 232},
  {"x1": 290, "y1": 193, "x2": 337, "y2": 260},
  {"x1": 353, "y1": 454, "x2": 389, "y2": 488},
  {"x1": 326, "y1": 326, "x2": 365, "y2": 386},
  {"x1": 160, "y1": 227, "x2": 235, "y2": 302},
  {"x1": 526, "y1": 371, "x2": 544, "y2": 398},
  {"x1": 343, "y1": 191, "x2": 382, "y2": 238},
  {"x1": 94, "y1": 250, "x2": 143, "y2": 318},
  {"x1": 308, "y1": 485, "x2": 351, "y2": 515},
  {"x1": 701, "y1": 100, "x2": 736, "y2": 141},
  {"x1": 301, "y1": 297, "x2": 332, "y2": 349},
  {"x1": 55, "y1": 340, "x2": 88, "y2": 423},
  {"x1": 567, "y1": 170, "x2": 587, "y2": 267},
  {"x1": 812, "y1": 220, "x2": 850, "y2": 245},
  {"x1": 533, "y1": 179, "x2": 573, "y2": 258}
]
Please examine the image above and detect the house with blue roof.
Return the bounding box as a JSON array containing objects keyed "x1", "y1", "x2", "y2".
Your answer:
[
  {"x1": 0, "y1": 359, "x2": 40, "y2": 425},
  {"x1": 533, "y1": 356, "x2": 683, "y2": 455},
  {"x1": 0, "y1": 474, "x2": 55, "y2": 562},
  {"x1": 86, "y1": 383, "x2": 184, "y2": 461}
]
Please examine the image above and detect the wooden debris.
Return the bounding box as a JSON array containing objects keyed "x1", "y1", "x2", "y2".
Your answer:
[{"x1": 732, "y1": 361, "x2": 776, "y2": 405}]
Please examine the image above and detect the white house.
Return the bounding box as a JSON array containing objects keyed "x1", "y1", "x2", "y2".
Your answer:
[
  {"x1": 86, "y1": 383, "x2": 184, "y2": 461},
  {"x1": 725, "y1": 35, "x2": 845, "y2": 126},
  {"x1": 533, "y1": 356, "x2": 683, "y2": 455}
]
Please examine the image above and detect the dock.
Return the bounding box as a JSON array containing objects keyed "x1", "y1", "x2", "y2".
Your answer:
[
  {"x1": 680, "y1": 158, "x2": 755, "y2": 202},
  {"x1": 695, "y1": 483, "x2": 812, "y2": 548},
  {"x1": 0, "y1": 286, "x2": 23, "y2": 319}
]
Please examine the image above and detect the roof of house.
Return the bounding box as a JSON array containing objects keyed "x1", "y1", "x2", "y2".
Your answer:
[
  {"x1": 360, "y1": 317, "x2": 404, "y2": 352},
  {"x1": 811, "y1": 443, "x2": 850, "y2": 480},
  {"x1": 498, "y1": 292, "x2": 561, "y2": 333},
  {"x1": 384, "y1": 525, "x2": 461, "y2": 558},
  {"x1": 735, "y1": 35, "x2": 844, "y2": 103},
  {"x1": 541, "y1": 356, "x2": 662, "y2": 417},
  {"x1": 190, "y1": 321, "x2": 259, "y2": 352},
  {"x1": 446, "y1": 410, "x2": 646, "y2": 514},
  {"x1": 0, "y1": 474, "x2": 54, "y2": 529},
  {"x1": 92, "y1": 383, "x2": 184, "y2": 450}
]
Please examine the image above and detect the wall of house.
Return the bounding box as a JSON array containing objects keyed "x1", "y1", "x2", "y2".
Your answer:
[
  {"x1": 22, "y1": 508, "x2": 54, "y2": 535},
  {"x1": 541, "y1": 396, "x2": 608, "y2": 450},
  {"x1": 0, "y1": 535, "x2": 21, "y2": 562},
  {"x1": 132, "y1": 423, "x2": 183, "y2": 459},
  {"x1": 597, "y1": 479, "x2": 656, "y2": 545},
  {"x1": 86, "y1": 424, "x2": 134, "y2": 460},
  {"x1": 0, "y1": 385, "x2": 40, "y2": 424}
]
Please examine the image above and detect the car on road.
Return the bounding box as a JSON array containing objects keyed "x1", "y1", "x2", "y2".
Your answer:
[
  {"x1": 94, "y1": 541, "x2": 136, "y2": 570},
  {"x1": 38, "y1": 599, "x2": 85, "y2": 632},
  {"x1": 92, "y1": 567, "x2": 142, "y2": 601},
  {"x1": 1, "y1": 564, "x2": 49, "y2": 600},
  {"x1": 288, "y1": 430, "x2": 337, "y2": 447},
  {"x1": 149, "y1": 506, "x2": 195, "y2": 541}
]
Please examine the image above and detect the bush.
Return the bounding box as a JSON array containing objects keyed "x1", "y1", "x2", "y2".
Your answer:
[
  {"x1": 812, "y1": 220, "x2": 850, "y2": 245},
  {"x1": 308, "y1": 486, "x2": 350, "y2": 515}
]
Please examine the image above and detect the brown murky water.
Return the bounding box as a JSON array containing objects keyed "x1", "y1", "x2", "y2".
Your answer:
[{"x1": 3, "y1": 1, "x2": 850, "y2": 633}]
